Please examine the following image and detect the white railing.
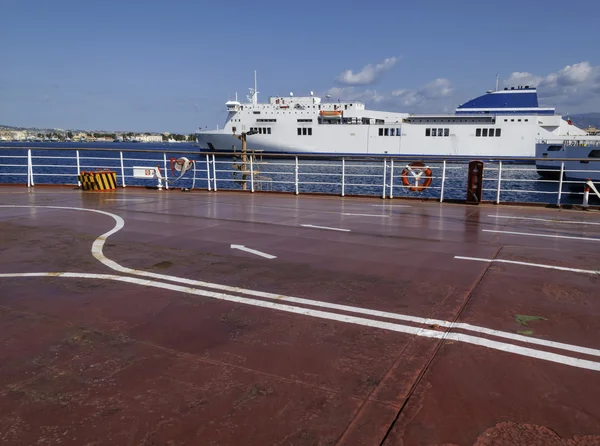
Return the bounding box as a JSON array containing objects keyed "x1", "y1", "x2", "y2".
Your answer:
[{"x1": 1, "y1": 147, "x2": 599, "y2": 207}]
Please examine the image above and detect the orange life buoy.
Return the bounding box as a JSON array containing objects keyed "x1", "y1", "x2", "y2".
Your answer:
[{"x1": 400, "y1": 162, "x2": 433, "y2": 192}]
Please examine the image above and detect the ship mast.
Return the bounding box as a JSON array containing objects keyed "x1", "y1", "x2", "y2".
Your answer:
[
  {"x1": 247, "y1": 70, "x2": 259, "y2": 105},
  {"x1": 495, "y1": 73, "x2": 499, "y2": 91},
  {"x1": 253, "y1": 70, "x2": 258, "y2": 104}
]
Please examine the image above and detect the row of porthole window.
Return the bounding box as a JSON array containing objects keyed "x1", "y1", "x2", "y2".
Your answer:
[
  {"x1": 378, "y1": 128, "x2": 402, "y2": 136},
  {"x1": 249, "y1": 127, "x2": 271, "y2": 134},
  {"x1": 425, "y1": 128, "x2": 450, "y2": 137},
  {"x1": 297, "y1": 127, "x2": 313, "y2": 136},
  {"x1": 475, "y1": 128, "x2": 501, "y2": 137}
]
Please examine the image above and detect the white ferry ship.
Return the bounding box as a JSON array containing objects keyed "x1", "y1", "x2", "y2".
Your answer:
[{"x1": 195, "y1": 73, "x2": 587, "y2": 158}]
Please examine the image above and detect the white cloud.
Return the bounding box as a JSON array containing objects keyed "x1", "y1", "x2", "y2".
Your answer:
[
  {"x1": 391, "y1": 78, "x2": 453, "y2": 107},
  {"x1": 326, "y1": 86, "x2": 385, "y2": 103},
  {"x1": 503, "y1": 71, "x2": 543, "y2": 88},
  {"x1": 503, "y1": 61, "x2": 600, "y2": 110},
  {"x1": 336, "y1": 57, "x2": 398, "y2": 86}
]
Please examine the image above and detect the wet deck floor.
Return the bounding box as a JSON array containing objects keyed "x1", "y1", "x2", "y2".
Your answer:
[{"x1": 1, "y1": 186, "x2": 600, "y2": 446}]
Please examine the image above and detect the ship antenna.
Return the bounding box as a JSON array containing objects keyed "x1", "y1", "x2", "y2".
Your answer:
[
  {"x1": 253, "y1": 70, "x2": 258, "y2": 105},
  {"x1": 495, "y1": 73, "x2": 499, "y2": 91}
]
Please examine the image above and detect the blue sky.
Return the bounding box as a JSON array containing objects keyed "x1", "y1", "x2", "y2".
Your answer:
[{"x1": 1, "y1": 0, "x2": 600, "y2": 133}]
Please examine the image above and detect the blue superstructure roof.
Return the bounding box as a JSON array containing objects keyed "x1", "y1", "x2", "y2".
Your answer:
[{"x1": 455, "y1": 86, "x2": 555, "y2": 115}]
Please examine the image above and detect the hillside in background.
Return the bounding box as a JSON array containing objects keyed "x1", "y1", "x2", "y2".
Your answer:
[{"x1": 569, "y1": 113, "x2": 600, "y2": 129}]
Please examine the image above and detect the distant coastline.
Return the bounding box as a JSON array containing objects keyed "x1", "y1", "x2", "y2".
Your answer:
[{"x1": 0, "y1": 125, "x2": 197, "y2": 143}]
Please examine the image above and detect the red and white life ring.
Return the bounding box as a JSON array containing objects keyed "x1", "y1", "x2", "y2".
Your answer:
[{"x1": 400, "y1": 162, "x2": 433, "y2": 192}]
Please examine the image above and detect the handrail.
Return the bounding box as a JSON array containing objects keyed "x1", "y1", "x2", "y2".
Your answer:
[
  {"x1": 2, "y1": 145, "x2": 600, "y2": 162},
  {"x1": 1, "y1": 146, "x2": 599, "y2": 208}
]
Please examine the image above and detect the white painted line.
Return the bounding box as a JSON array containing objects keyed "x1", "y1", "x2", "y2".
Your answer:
[
  {"x1": 488, "y1": 215, "x2": 600, "y2": 226},
  {"x1": 371, "y1": 204, "x2": 411, "y2": 208},
  {"x1": 301, "y1": 224, "x2": 351, "y2": 232},
  {"x1": 4, "y1": 205, "x2": 600, "y2": 371},
  {"x1": 454, "y1": 256, "x2": 600, "y2": 276},
  {"x1": 103, "y1": 199, "x2": 149, "y2": 202},
  {"x1": 483, "y1": 229, "x2": 600, "y2": 242},
  {"x1": 230, "y1": 244, "x2": 276, "y2": 259},
  {"x1": 343, "y1": 213, "x2": 390, "y2": 217},
  {"x1": 2, "y1": 271, "x2": 600, "y2": 372}
]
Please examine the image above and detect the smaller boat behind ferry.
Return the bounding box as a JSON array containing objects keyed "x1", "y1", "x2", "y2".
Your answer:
[{"x1": 536, "y1": 136, "x2": 600, "y2": 182}]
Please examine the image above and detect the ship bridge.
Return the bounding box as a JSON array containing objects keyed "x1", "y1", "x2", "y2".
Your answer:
[{"x1": 455, "y1": 86, "x2": 555, "y2": 115}]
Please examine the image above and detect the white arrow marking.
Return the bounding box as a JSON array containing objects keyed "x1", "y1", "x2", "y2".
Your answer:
[
  {"x1": 230, "y1": 244, "x2": 276, "y2": 259},
  {"x1": 301, "y1": 224, "x2": 351, "y2": 232}
]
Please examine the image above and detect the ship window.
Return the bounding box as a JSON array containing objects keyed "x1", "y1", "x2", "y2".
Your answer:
[
  {"x1": 432, "y1": 128, "x2": 437, "y2": 136},
  {"x1": 308, "y1": 128, "x2": 312, "y2": 136},
  {"x1": 390, "y1": 128, "x2": 395, "y2": 136},
  {"x1": 488, "y1": 129, "x2": 494, "y2": 137},
  {"x1": 482, "y1": 129, "x2": 488, "y2": 137},
  {"x1": 547, "y1": 145, "x2": 562, "y2": 151},
  {"x1": 525, "y1": 119, "x2": 528, "y2": 122},
  {"x1": 518, "y1": 119, "x2": 522, "y2": 122},
  {"x1": 267, "y1": 128, "x2": 271, "y2": 134},
  {"x1": 495, "y1": 128, "x2": 501, "y2": 137},
  {"x1": 397, "y1": 128, "x2": 401, "y2": 136},
  {"x1": 438, "y1": 128, "x2": 443, "y2": 136},
  {"x1": 504, "y1": 119, "x2": 507, "y2": 122},
  {"x1": 263, "y1": 127, "x2": 267, "y2": 134},
  {"x1": 379, "y1": 128, "x2": 384, "y2": 136},
  {"x1": 232, "y1": 127, "x2": 236, "y2": 133},
  {"x1": 444, "y1": 128, "x2": 449, "y2": 137},
  {"x1": 344, "y1": 105, "x2": 347, "y2": 110},
  {"x1": 476, "y1": 128, "x2": 481, "y2": 137},
  {"x1": 511, "y1": 119, "x2": 514, "y2": 122},
  {"x1": 384, "y1": 128, "x2": 389, "y2": 136},
  {"x1": 588, "y1": 150, "x2": 600, "y2": 157},
  {"x1": 426, "y1": 128, "x2": 431, "y2": 137},
  {"x1": 302, "y1": 128, "x2": 307, "y2": 135},
  {"x1": 253, "y1": 111, "x2": 260, "y2": 114},
  {"x1": 297, "y1": 128, "x2": 301, "y2": 135}
]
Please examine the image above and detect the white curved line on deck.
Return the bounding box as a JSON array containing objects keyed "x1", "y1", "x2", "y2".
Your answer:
[
  {"x1": 2, "y1": 205, "x2": 600, "y2": 369},
  {"x1": 1, "y1": 271, "x2": 600, "y2": 372}
]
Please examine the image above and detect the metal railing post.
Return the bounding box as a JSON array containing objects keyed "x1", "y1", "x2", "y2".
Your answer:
[
  {"x1": 495, "y1": 161, "x2": 503, "y2": 204},
  {"x1": 206, "y1": 154, "x2": 212, "y2": 191},
  {"x1": 120, "y1": 151, "x2": 126, "y2": 187},
  {"x1": 389, "y1": 159, "x2": 394, "y2": 199},
  {"x1": 440, "y1": 160, "x2": 446, "y2": 202},
  {"x1": 295, "y1": 156, "x2": 299, "y2": 195},
  {"x1": 250, "y1": 156, "x2": 255, "y2": 193},
  {"x1": 27, "y1": 149, "x2": 34, "y2": 187},
  {"x1": 557, "y1": 162, "x2": 564, "y2": 206},
  {"x1": 382, "y1": 158, "x2": 387, "y2": 199},
  {"x1": 341, "y1": 158, "x2": 345, "y2": 197},
  {"x1": 212, "y1": 154, "x2": 217, "y2": 191},
  {"x1": 583, "y1": 179, "x2": 590, "y2": 208},
  {"x1": 163, "y1": 153, "x2": 169, "y2": 190},
  {"x1": 76, "y1": 150, "x2": 81, "y2": 187}
]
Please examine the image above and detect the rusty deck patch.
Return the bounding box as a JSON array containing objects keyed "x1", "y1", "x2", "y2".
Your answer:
[{"x1": 1, "y1": 187, "x2": 600, "y2": 445}]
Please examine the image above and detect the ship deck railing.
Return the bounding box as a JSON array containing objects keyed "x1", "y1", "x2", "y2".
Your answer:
[{"x1": 1, "y1": 146, "x2": 600, "y2": 208}]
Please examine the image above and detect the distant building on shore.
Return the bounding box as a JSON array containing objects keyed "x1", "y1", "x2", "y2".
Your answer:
[{"x1": 584, "y1": 126, "x2": 600, "y2": 135}]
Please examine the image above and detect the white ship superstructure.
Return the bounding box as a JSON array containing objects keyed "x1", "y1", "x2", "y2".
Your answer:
[{"x1": 196, "y1": 73, "x2": 587, "y2": 158}]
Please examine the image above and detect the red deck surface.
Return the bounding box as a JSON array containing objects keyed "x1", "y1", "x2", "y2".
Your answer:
[{"x1": 1, "y1": 186, "x2": 600, "y2": 445}]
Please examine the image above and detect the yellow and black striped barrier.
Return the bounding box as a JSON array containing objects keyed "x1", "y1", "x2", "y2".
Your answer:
[{"x1": 78, "y1": 170, "x2": 117, "y2": 191}]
